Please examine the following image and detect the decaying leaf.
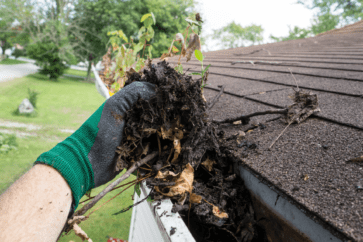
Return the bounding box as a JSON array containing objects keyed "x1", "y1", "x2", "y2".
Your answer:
[
  {"x1": 286, "y1": 90, "x2": 320, "y2": 124},
  {"x1": 172, "y1": 45, "x2": 179, "y2": 53},
  {"x1": 201, "y1": 157, "x2": 216, "y2": 172},
  {"x1": 186, "y1": 34, "x2": 201, "y2": 62},
  {"x1": 236, "y1": 131, "x2": 246, "y2": 144},
  {"x1": 212, "y1": 205, "x2": 228, "y2": 219},
  {"x1": 190, "y1": 193, "x2": 202, "y2": 204},
  {"x1": 73, "y1": 223, "x2": 93, "y2": 242},
  {"x1": 141, "y1": 142, "x2": 150, "y2": 157},
  {"x1": 160, "y1": 52, "x2": 174, "y2": 60},
  {"x1": 155, "y1": 163, "x2": 194, "y2": 197}
]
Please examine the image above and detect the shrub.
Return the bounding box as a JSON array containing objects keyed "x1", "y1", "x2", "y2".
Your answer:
[
  {"x1": 13, "y1": 48, "x2": 25, "y2": 59},
  {"x1": 0, "y1": 133, "x2": 18, "y2": 153},
  {"x1": 28, "y1": 88, "x2": 39, "y2": 108},
  {"x1": 27, "y1": 41, "x2": 69, "y2": 80}
]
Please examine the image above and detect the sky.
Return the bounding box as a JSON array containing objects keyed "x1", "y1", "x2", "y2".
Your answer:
[{"x1": 195, "y1": 0, "x2": 318, "y2": 51}]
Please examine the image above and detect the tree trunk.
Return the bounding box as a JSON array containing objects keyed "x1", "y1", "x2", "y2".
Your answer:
[{"x1": 86, "y1": 61, "x2": 92, "y2": 82}]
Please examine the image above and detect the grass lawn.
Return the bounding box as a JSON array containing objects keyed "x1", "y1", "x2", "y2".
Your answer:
[
  {"x1": 0, "y1": 73, "x2": 105, "y2": 130},
  {"x1": 0, "y1": 58, "x2": 28, "y2": 65},
  {"x1": 64, "y1": 68, "x2": 95, "y2": 79},
  {"x1": 0, "y1": 72, "x2": 133, "y2": 241},
  {"x1": 58, "y1": 171, "x2": 136, "y2": 242},
  {"x1": 0, "y1": 136, "x2": 59, "y2": 193}
]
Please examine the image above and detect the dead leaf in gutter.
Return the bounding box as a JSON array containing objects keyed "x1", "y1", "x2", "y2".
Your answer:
[
  {"x1": 190, "y1": 193, "x2": 202, "y2": 204},
  {"x1": 212, "y1": 205, "x2": 228, "y2": 219},
  {"x1": 201, "y1": 157, "x2": 216, "y2": 172},
  {"x1": 155, "y1": 163, "x2": 194, "y2": 197}
]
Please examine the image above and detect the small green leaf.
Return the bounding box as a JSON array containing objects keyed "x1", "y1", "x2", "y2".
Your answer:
[
  {"x1": 189, "y1": 72, "x2": 202, "y2": 76},
  {"x1": 148, "y1": 27, "x2": 154, "y2": 39},
  {"x1": 117, "y1": 30, "x2": 128, "y2": 42},
  {"x1": 194, "y1": 49, "x2": 204, "y2": 62},
  {"x1": 138, "y1": 26, "x2": 146, "y2": 38},
  {"x1": 150, "y1": 12, "x2": 156, "y2": 24},
  {"x1": 141, "y1": 13, "x2": 152, "y2": 23},
  {"x1": 133, "y1": 43, "x2": 144, "y2": 53},
  {"x1": 144, "y1": 17, "x2": 153, "y2": 28},
  {"x1": 147, "y1": 196, "x2": 154, "y2": 202},
  {"x1": 135, "y1": 58, "x2": 145, "y2": 72},
  {"x1": 174, "y1": 64, "x2": 183, "y2": 74},
  {"x1": 204, "y1": 64, "x2": 211, "y2": 72},
  {"x1": 135, "y1": 183, "x2": 141, "y2": 197}
]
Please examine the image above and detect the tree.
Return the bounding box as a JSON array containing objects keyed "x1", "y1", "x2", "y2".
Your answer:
[
  {"x1": 297, "y1": 0, "x2": 363, "y2": 24},
  {"x1": 270, "y1": 26, "x2": 311, "y2": 42},
  {"x1": 211, "y1": 21, "x2": 264, "y2": 49},
  {"x1": 0, "y1": 0, "x2": 83, "y2": 79},
  {"x1": 71, "y1": 0, "x2": 198, "y2": 81},
  {"x1": 270, "y1": 0, "x2": 361, "y2": 43},
  {"x1": 310, "y1": 11, "x2": 340, "y2": 35}
]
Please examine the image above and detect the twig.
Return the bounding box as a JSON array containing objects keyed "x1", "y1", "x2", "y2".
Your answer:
[
  {"x1": 289, "y1": 68, "x2": 299, "y2": 91},
  {"x1": 79, "y1": 178, "x2": 138, "y2": 204},
  {"x1": 157, "y1": 134, "x2": 161, "y2": 157},
  {"x1": 221, "y1": 228, "x2": 239, "y2": 242},
  {"x1": 213, "y1": 109, "x2": 287, "y2": 124},
  {"x1": 268, "y1": 121, "x2": 293, "y2": 150},
  {"x1": 207, "y1": 85, "x2": 225, "y2": 110},
  {"x1": 268, "y1": 112, "x2": 301, "y2": 150},
  {"x1": 113, "y1": 187, "x2": 155, "y2": 215},
  {"x1": 88, "y1": 182, "x2": 136, "y2": 217},
  {"x1": 73, "y1": 151, "x2": 158, "y2": 217}
]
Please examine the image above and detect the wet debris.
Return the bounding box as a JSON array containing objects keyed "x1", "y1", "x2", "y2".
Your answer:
[
  {"x1": 115, "y1": 60, "x2": 266, "y2": 241},
  {"x1": 286, "y1": 89, "x2": 321, "y2": 124},
  {"x1": 170, "y1": 227, "x2": 177, "y2": 236}
]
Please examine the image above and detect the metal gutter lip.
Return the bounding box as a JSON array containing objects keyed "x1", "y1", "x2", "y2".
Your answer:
[{"x1": 236, "y1": 163, "x2": 350, "y2": 242}]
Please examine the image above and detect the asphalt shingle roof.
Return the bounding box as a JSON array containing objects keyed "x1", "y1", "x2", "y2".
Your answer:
[{"x1": 165, "y1": 20, "x2": 363, "y2": 242}]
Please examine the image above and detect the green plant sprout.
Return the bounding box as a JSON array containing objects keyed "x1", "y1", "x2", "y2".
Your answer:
[
  {"x1": 190, "y1": 49, "x2": 211, "y2": 91},
  {"x1": 106, "y1": 13, "x2": 156, "y2": 94}
]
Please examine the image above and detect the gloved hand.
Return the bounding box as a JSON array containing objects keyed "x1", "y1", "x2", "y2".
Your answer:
[{"x1": 34, "y1": 81, "x2": 156, "y2": 211}]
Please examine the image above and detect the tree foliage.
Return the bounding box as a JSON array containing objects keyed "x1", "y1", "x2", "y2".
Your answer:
[
  {"x1": 70, "y1": 0, "x2": 198, "y2": 80},
  {"x1": 270, "y1": 26, "x2": 312, "y2": 42},
  {"x1": 211, "y1": 21, "x2": 264, "y2": 49},
  {"x1": 270, "y1": 0, "x2": 361, "y2": 43},
  {"x1": 297, "y1": 0, "x2": 363, "y2": 24}
]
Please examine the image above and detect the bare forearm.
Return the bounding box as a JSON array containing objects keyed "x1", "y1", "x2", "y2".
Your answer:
[{"x1": 0, "y1": 164, "x2": 72, "y2": 242}]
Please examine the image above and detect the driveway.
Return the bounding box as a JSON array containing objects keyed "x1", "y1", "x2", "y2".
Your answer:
[
  {"x1": 0, "y1": 57, "x2": 102, "y2": 83},
  {"x1": 0, "y1": 62, "x2": 39, "y2": 83}
]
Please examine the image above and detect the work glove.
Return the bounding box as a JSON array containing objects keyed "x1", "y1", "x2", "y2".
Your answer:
[{"x1": 34, "y1": 81, "x2": 156, "y2": 212}]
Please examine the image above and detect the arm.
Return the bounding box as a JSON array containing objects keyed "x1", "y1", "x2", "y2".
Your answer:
[{"x1": 0, "y1": 164, "x2": 72, "y2": 241}]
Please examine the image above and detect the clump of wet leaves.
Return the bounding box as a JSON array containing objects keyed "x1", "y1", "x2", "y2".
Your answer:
[
  {"x1": 286, "y1": 89, "x2": 320, "y2": 124},
  {"x1": 115, "y1": 60, "x2": 266, "y2": 242}
]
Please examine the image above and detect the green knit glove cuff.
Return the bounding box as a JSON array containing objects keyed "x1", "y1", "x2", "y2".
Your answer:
[{"x1": 34, "y1": 102, "x2": 105, "y2": 209}]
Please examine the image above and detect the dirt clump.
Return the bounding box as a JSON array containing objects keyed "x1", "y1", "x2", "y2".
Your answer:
[{"x1": 116, "y1": 60, "x2": 268, "y2": 242}]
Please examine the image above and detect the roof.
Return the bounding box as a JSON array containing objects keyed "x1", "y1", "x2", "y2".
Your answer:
[{"x1": 165, "y1": 21, "x2": 363, "y2": 242}]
